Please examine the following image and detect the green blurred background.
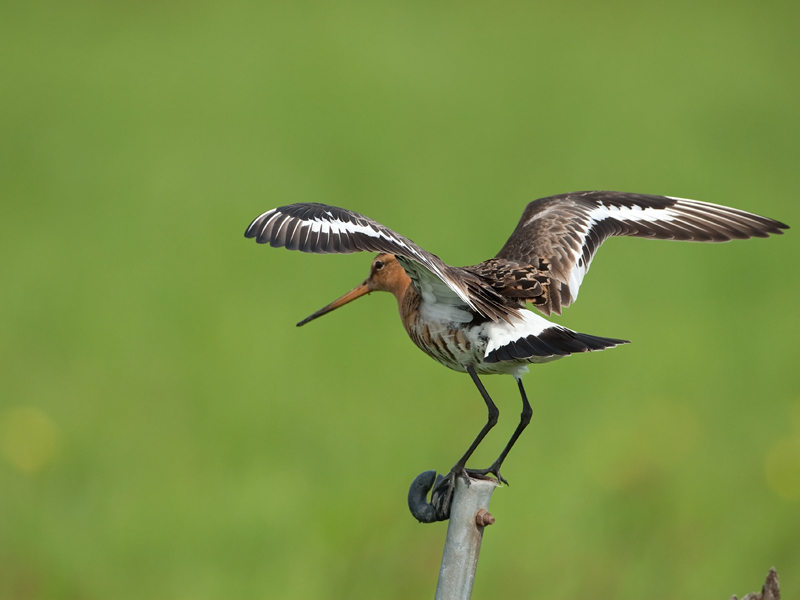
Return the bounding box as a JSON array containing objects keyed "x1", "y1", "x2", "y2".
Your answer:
[{"x1": 1, "y1": 1, "x2": 799, "y2": 598}]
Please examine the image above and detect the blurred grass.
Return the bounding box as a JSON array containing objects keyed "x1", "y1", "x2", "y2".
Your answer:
[{"x1": 1, "y1": 0, "x2": 799, "y2": 598}]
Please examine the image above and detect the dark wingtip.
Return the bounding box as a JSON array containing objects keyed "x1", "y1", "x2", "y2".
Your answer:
[
  {"x1": 755, "y1": 216, "x2": 788, "y2": 235},
  {"x1": 244, "y1": 217, "x2": 261, "y2": 239},
  {"x1": 485, "y1": 330, "x2": 631, "y2": 363},
  {"x1": 573, "y1": 333, "x2": 630, "y2": 350}
]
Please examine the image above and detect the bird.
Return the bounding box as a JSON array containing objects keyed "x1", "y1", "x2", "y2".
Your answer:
[{"x1": 244, "y1": 191, "x2": 787, "y2": 513}]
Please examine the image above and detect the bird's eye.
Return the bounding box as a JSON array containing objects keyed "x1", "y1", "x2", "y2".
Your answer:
[{"x1": 374, "y1": 260, "x2": 384, "y2": 270}]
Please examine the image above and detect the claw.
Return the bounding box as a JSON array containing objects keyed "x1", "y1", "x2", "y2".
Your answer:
[
  {"x1": 407, "y1": 462, "x2": 507, "y2": 523},
  {"x1": 464, "y1": 462, "x2": 509, "y2": 486},
  {"x1": 432, "y1": 469, "x2": 457, "y2": 519}
]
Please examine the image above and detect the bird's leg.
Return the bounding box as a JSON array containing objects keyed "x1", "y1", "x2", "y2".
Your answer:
[
  {"x1": 453, "y1": 365, "x2": 501, "y2": 473},
  {"x1": 466, "y1": 377, "x2": 532, "y2": 484},
  {"x1": 432, "y1": 365, "x2": 499, "y2": 517}
]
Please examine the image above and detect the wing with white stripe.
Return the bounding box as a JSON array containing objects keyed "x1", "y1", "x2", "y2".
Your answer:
[
  {"x1": 245, "y1": 203, "x2": 512, "y2": 321},
  {"x1": 483, "y1": 309, "x2": 629, "y2": 363},
  {"x1": 495, "y1": 191, "x2": 788, "y2": 314}
]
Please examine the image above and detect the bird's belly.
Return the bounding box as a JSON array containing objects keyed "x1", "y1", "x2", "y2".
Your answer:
[
  {"x1": 405, "y1": 318, "x2": 486, "y2": 373},
  {"x1": 406, "y1": 320, "x2": 554, "y2": 376},
  {"x1": 405, "y1": 309, "x2": 574, "y2": 380}
]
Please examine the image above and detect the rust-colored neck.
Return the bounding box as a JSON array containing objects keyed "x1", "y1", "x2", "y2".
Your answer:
[{"x1": 397, "y1": 280, "x2": 421, "y2": 332}]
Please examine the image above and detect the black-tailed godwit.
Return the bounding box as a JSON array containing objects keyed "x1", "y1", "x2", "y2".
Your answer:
[{"x1": 245, "y1": 191, "x2": 787, "y2": 515}]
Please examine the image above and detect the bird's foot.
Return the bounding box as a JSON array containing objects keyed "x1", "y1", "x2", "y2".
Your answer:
[
  {"x1": 407, "y1": 463, "x2": 506, "y2": 523},
  {"x1": 407, "y1": 464, "x2": 474, "y2": 523},
  {"x1": 464, "y1": 461, "x2": 508, "y2": 486},
  {"x1": 430, "y1": 464, "x2": 468, "y2": 521}
]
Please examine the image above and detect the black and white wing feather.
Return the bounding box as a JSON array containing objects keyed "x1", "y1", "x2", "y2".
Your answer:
[
  {"x1": 493, "y1": 191, "x2": 788, "y2": 315},
  {"x1": 245, "y1": 203, "x2": 513, "y2": 321}
]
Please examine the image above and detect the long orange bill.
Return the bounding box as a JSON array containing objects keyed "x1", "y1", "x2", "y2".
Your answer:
[{"x1": 296, "y1": 281, "x2": 371, "y2": 327}]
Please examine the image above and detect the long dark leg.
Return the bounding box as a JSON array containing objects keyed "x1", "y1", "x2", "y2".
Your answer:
[
  {"x1": 431, "y1": 366, "x2": 499, "y2": 516},
  {"x1": 474, "y1": 377, "x2": 532, "y2": 480},
  {"x1": 450, "y1": 365, "x2": 500, "y2": 470}
]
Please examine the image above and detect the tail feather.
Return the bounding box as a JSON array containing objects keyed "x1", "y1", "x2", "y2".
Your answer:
[{"x1": 484, "y1": 327, "x2": 629, "y2": 363}]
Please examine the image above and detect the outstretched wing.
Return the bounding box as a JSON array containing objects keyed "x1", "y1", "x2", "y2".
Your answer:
[
  {"x1": 493, "y1": 191, "x2": 788, "y2": 315},
  {"x1": 245, "y1": 203, "x2": 513, "y2": 321}
]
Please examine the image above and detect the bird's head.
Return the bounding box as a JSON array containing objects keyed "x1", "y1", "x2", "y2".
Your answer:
[{"x1": 297, "y1": 254, "x2": 411, "y2": 326}]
